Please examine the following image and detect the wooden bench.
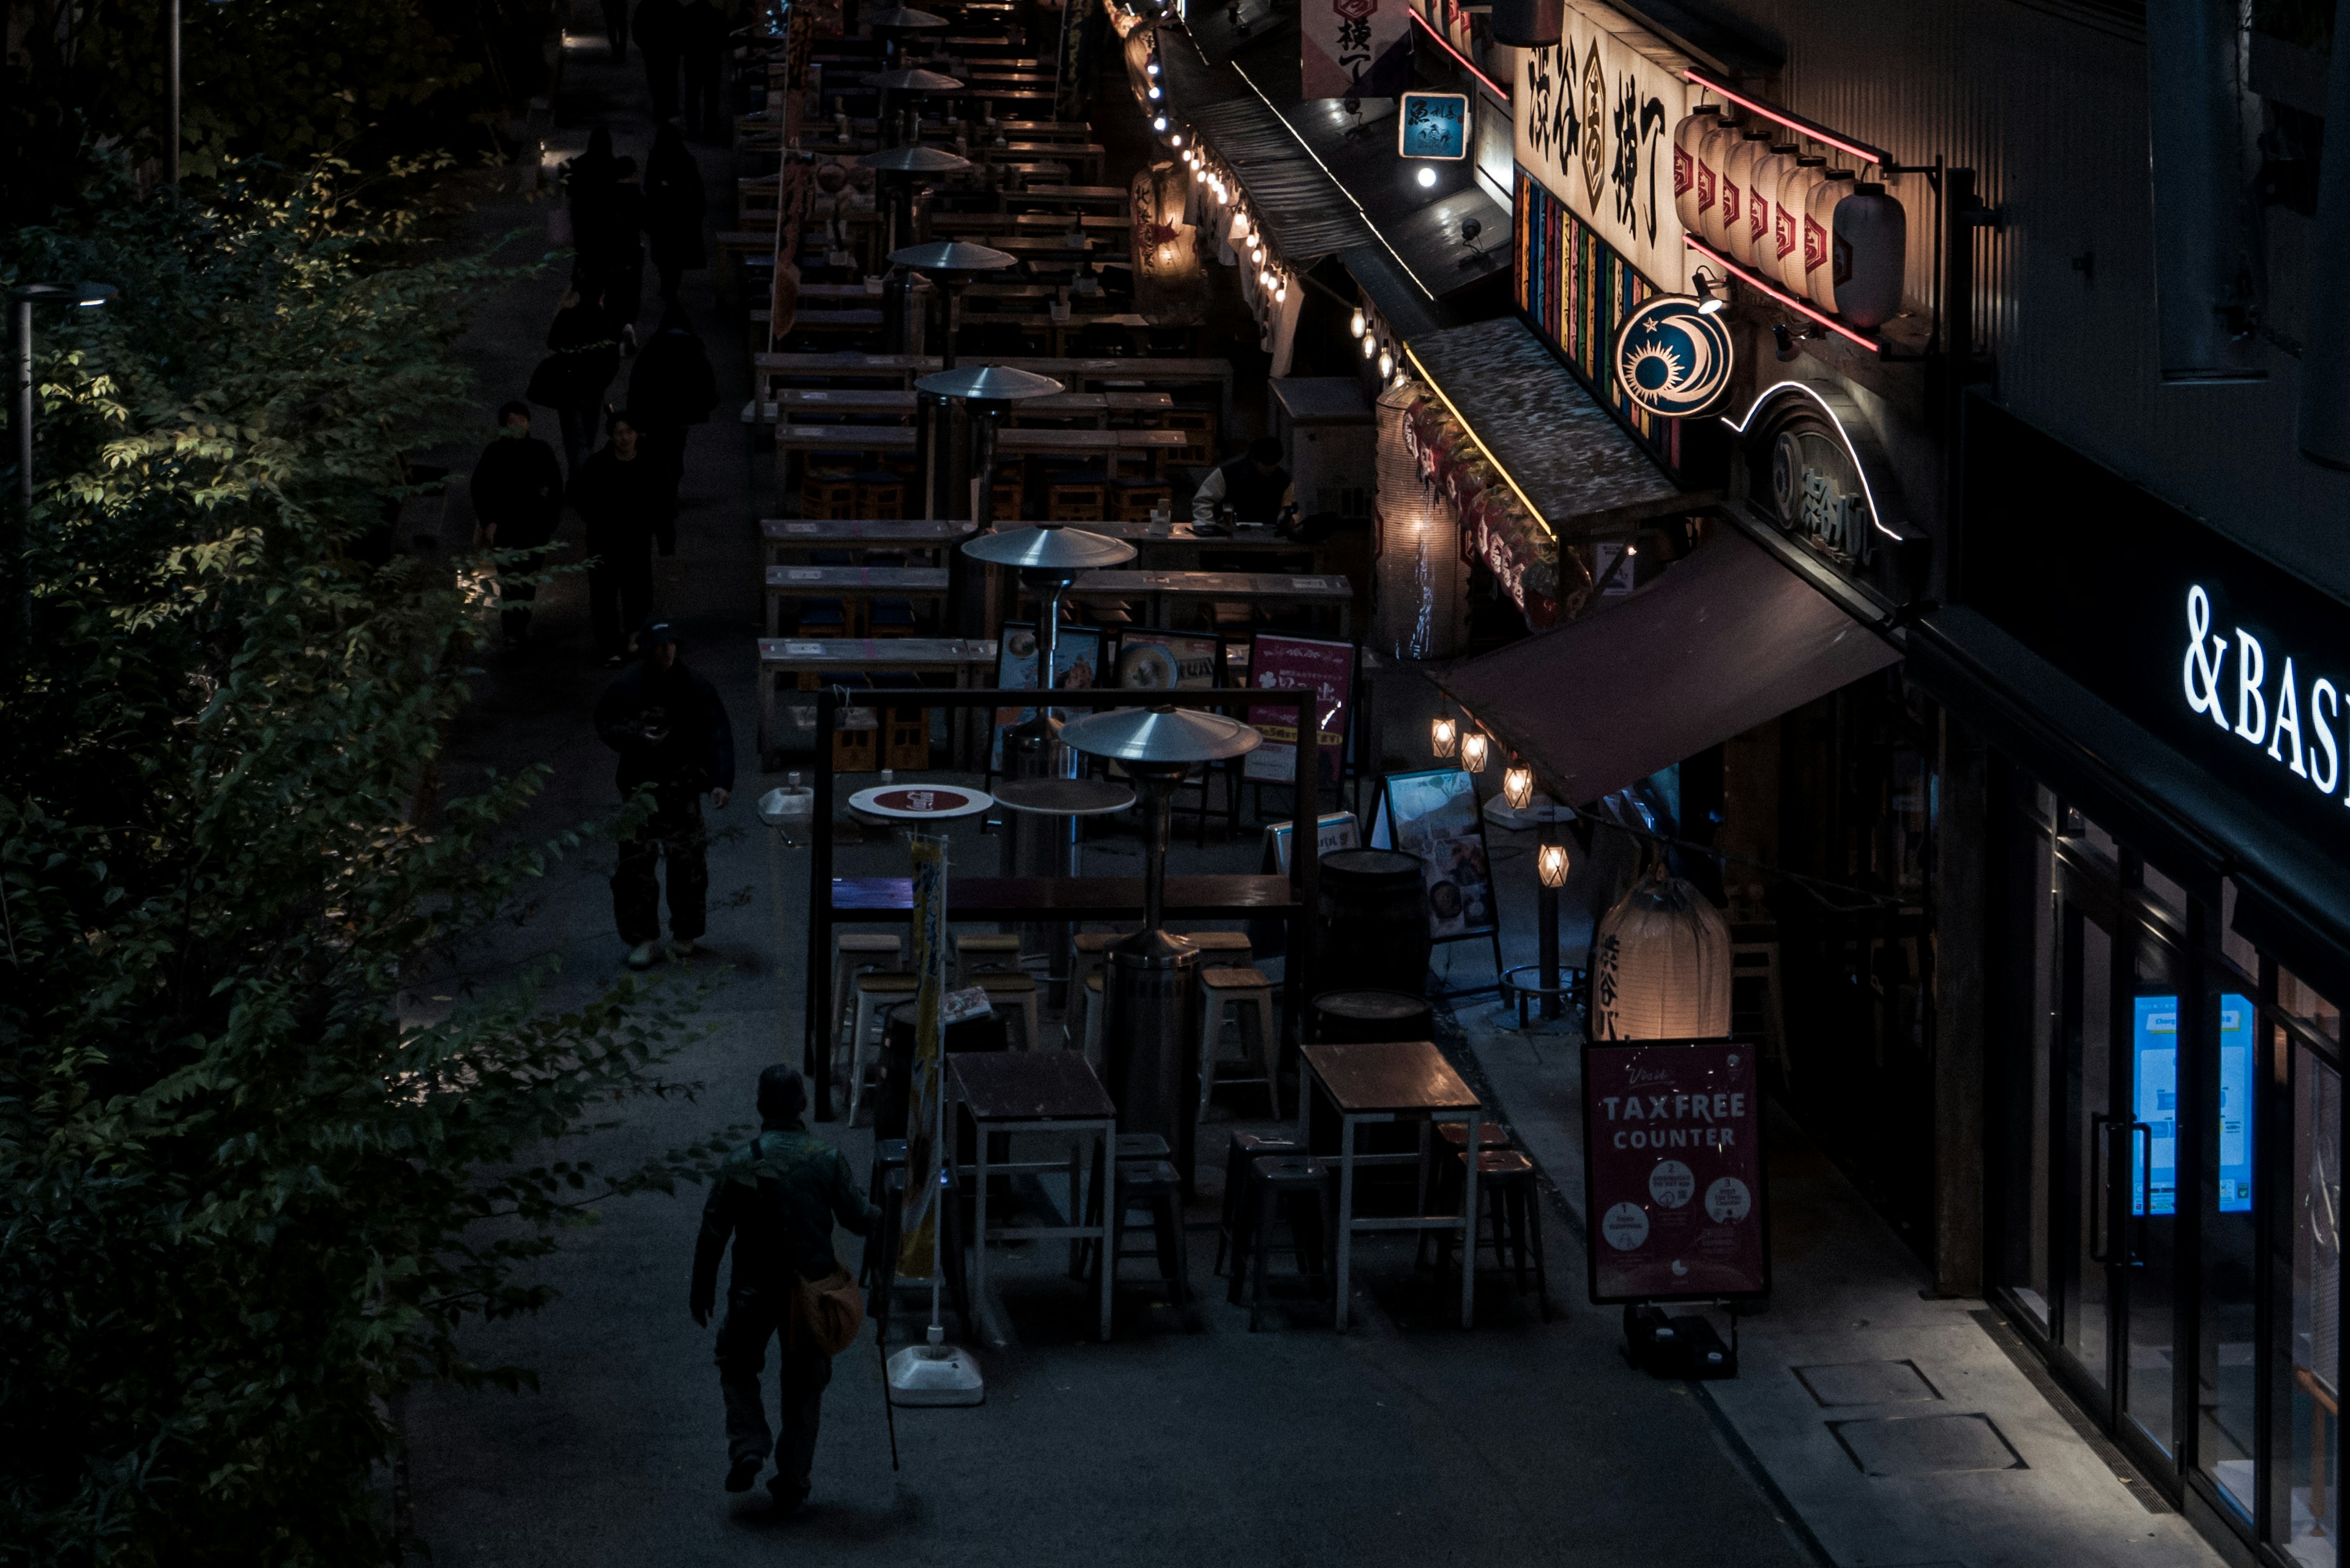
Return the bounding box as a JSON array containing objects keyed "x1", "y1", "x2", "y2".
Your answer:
[{"x1": 1061, "y1": 570, "x2": 1356, "y2": 636}]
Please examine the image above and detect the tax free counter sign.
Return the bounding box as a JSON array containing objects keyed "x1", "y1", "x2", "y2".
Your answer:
[{"x1": 1582, "y1": 1041, "x2": 1767, "y2": 1303}]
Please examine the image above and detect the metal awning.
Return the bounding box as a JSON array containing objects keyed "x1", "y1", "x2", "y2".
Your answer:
[
  {"x1": 1436, "y1": 528, "x2": 1900, "y2": 805},
  {"x1": 1272, "y1": 95, "x2": 1509, "y2": 300},
  {"x1": 1408, "y1": 314, "x2": 1701, "y2": 536}
]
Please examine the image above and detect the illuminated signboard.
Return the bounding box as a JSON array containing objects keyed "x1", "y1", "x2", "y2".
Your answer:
[
  {"x1": 1398, "y1": 91, "x2": 1470, "y2": 160},
  {"x1": 2130, "y1": 992, "x2": 2254, "y2": 1217}
]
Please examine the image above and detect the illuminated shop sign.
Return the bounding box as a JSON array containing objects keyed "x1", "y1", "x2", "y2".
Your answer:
[
  {"x1": 1611, "y1": 296, "x2": 1734, "y2": 417},
  {"x1": 1725, "y1": 379, "x2": 1927, "y2": 602},
  {"x1": 1398, "y1": 91, "x2": 1470, "y2": 160}
]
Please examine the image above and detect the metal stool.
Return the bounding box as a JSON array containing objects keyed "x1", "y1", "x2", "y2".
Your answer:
[
  {"x1": 1085, "y1": 1157, "x2": 1189, "y2": 1310},
  {"x1": 847, "y1": 971, "x2": 920, "y2": 1121},
  {"x1": 1418, "y1": 1122, "x2": 1514, "y2": 1267},
  {"x1": 1433, "y1": 1148, "x2": 1551, "y2": 1320},
  {"x1": 955, "y1": 932, "x2": 1024, "y2": 988},
  {"x1": 1180, "y1": 930, "x2": 1252, "y2": 965},
  {"x1": 975, "y1": 973, "x2": 1041, "y2": 1050},
  {"x1": 1215, "y1": 1130, "x2": 1298, "y2": 1276},
  {"x1": 1198, "y1": 966, "x2": 1278, "y2": 1121},
  {"x1": 830, "y1": 931, "x2": 903, "y2": 1048},
  {"x1": 1234, "y1": 1154, "x2": 1335, "y2": 1330}
]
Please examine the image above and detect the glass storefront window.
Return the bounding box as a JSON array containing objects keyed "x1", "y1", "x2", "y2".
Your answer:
[
  {"x1": 1997, "y1": 806, "x2": 2056, "y2": 1331},
  {"x1": 2284, "y1": 966, "x2": 2344, "y2": 1048},
  {"x1": 2275, "y1": 1031, "x2": 2341, "y2": 1567},
  {"x1": 2199, "y1": 984, "x2": 2259, "y2": 1520},
  {"x1": 2221, "y1": 879, "x2": 2260, "y2": 980}
]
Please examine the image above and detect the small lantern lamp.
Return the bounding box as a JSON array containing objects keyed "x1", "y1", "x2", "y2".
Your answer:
[
  {"x1": 1502, "y1": 763, "x2": 1534, "y2": 810},
  {"x1": 1460, "y1": 730, "x2": 1491, "y2": 772},
  {"x1": 1430, "y1": 714, "x2": 1458, "y2": 758},
  {"x1": 1537, "y1": 840, "x2": 1570, "y2": 888}
]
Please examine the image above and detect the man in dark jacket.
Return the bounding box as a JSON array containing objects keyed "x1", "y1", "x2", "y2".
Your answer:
[
  {"x1": 573, "y1": 411, "x2": 674, "y2": 664},
  {"x1": 468, "y1": 401, "x2": 564, "y2": 647},
  {"x1": 1188, "y1": 435, "x2": 1296, "y2": 525},
  {"x1": 595, "y1": 621, "x2": 734, "y2": 967},
  {"x1": 692, "y1": 1066, "x2": 878, "y2": 1508},
  {"x1": 627, "y1": 305, "x2": 720, "y2": 509}
]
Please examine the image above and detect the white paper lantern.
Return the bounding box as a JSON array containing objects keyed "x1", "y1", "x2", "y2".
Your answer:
[{"x1": 1591, "y1": 864, "x2": 1733, "y2": 1040}]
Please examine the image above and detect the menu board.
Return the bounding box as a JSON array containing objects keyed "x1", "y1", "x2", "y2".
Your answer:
[
  {"x1": 1583, "y1": 1039, "x2": 1768, "y2": 1302},
  {"x1": 990, "y1": 622, "x2": 1102, "y2": 770},
  {"x1": 1370, "y1": 768, "x2": 1497, "y2": 943},
  {"x1": 1243, "y1": 632, "x2": 1354, "y2": 786}
]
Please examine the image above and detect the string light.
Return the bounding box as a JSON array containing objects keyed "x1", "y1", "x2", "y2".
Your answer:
[
  {"x1": 1502, "y1": 764, "x2": 1534, "y2": 810},
  {"x1": 1537, "y1": 842, "x2": 1571, "y2": 888},
  {"x1": 1153, "y1": 114, "x2": 1169, "y2": 132},
  {"x1": 1360, "y1": 332, "x2": 1376, "y2": 360},
  {"x1": 1377, "y1": 347, "x2": 1394, "y2": 378},
  {"x1": 1349, "y1": 308, "x2": 1366, "y2": 338},
  {"x1": 1430, "y1": 715, "x2": 1457, "y2": 756},
  {"x1": 1460, "y1": 731, "x2": 1490, "y2": 772}
]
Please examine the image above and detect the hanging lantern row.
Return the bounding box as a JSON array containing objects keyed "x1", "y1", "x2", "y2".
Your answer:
[
  {"x1": 1396, "y1": 387, "x2": 1567, "y2": 628},
  {"x1": 1152, "y1": 118, "x2": 1299, "y2": 342},
  {"x1": 1348, "y1": 298, "x2": 1412, "y2": 393}
]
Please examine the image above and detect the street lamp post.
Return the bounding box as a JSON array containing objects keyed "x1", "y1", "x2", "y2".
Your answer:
[
  {"x1": 13, "y1": 282, "x2": 117, "y2": 642},
  {"x1": 167, "y1": 0, "x2": 230, "y2": 189}
]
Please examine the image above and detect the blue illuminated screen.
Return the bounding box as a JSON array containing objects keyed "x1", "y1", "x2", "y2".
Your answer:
[{"x1": 2130, "y1": 993, "x2": 2254, "y2": 1216}]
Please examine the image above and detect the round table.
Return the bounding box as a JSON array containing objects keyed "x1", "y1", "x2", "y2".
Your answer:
[
  {"x1": 848, "y1": 782, "x2": 994, "y2": 822},
  {"x1": 990, "y1": 777, "x2": 1136, "y2": 816}
]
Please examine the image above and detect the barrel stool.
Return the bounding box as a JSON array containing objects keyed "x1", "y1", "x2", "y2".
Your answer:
[
  {"x1": 1198, "y1": 966, "x2": 1278, "y2": 1121},
  {"x1": 1314, "y1": 849, "x2": 1431, "y2": 998},
  {"x1": 1309, "y1": 988, "x2": 1434, "y2": 1044},
  {"x1": 830, "y1": 931, "x2": 903, "y2": 1048},
  {"x1": 974, "y1": 972, "x2": 1041, "y2": 1050},
  {"x1": 846, "y1": 971, "x2": 921, "y2": 1121}
]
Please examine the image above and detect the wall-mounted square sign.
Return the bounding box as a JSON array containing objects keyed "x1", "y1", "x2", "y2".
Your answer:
[{"x1": 1398, "y1": 91, "x2": 1470, "y2": 160}]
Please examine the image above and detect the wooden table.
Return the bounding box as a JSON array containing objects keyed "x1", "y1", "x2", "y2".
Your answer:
[
  {"x1": 766, "y1": 387, "x2": 1173, "y2": 428},
  {"x1": 777, "y1": 424, "x2": 1188, "y2": 473},
  {"x1": 830, "y1": 873, "x2": 1300, "y2": 922},
  {"x1": 755, "y1": 635, "x2": 997, "y2": 767},
  {"x1": 1054, "y1": 520, "x2": 1323, "y2": 567},
  {"x1": 764, "y1": 563, "x2": 949, "y2": 637},
  {"x1": 1020, "y1": 185, "x2": 1132, "y2": 208},
  {"x1": 1299, "y1": 1040, "x2": 1483, "y2": 1331},
  {"x1": 756, "y1": 353, "x2": 1234, "y2": 428},
  {"x1": 1065, "y1": 570, "x2": 1354, "y2": 634},
  {"x1": 950, "y1": 1051, "x2": 1118, "y2": 1345},
  {"x1": 763, "y1": 517, "x2": 975, "y2": 564},
  {"x1": 958, "y1": 310, "x2": 1153, "y2": 357}
]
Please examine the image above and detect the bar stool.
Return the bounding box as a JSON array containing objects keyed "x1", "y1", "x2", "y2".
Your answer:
[
  {"x1": 1418, "y1": 1122, "x2": 1513, "y2": 1267},
  {"x1": 1198, "y1": 966, "x2": 1278, "y2": 1121},
  {"x1": 1078, "y1": 1154, "x2": 1188, "y2": 1310},
  {"x1": 955, "y1": 932, "x2": 1024, "y2": 988},
  {"x1": 846, "y1": 971, "x2": 920, "y2": 1122},
  {"x1": 1215, "y1": 1130, "x2": 1298, "y2": 1277},
  {"x1": 831, "y1": 932, "x2": 905, "y2": 1048},
  {"x1": 1079, "y1": 971, "x2": 1106, "y2": 1066},
  {"x1": 1433, "y1": 1147, "x2": 1551, "y2": 1320},
  {"x1": 1180, "y1": 930, "x2": 1252, "y2": 965},
  {"x1": 1234, "y1": 1154, "x2": 1335, "y2": 1330},
  {"x1": 975, "y1": 973, "x2": 1040, "y2": 1050}
]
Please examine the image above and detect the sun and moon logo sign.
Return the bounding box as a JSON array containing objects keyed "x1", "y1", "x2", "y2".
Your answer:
[{"x1": 1611, "y1": 295, "x2": 1736, "y2": 419}]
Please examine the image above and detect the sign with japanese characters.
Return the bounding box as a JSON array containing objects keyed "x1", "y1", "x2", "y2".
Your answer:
[
  {"x1": 1303, "y1": 0, "x2": 1411, "y2": 100},
  {"x1": 1583, "y1": 1039, "x2": 1769, "y2": 1302},
  {"x1": 1513, "y1": 0, "x2": 1695, "y2": 291},
  {"x1": 1399, "y1": 91, "x2": 1471, "y2": 160}
]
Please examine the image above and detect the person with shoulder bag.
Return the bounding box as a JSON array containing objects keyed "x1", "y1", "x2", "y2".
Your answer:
[{"x1": 691, "y1": 1066, "x2": 878, "y2": 1511}]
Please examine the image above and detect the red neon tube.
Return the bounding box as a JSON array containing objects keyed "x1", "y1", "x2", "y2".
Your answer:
[
  {"x1": 1408, "y1": 10, "x2": 1508, "y2": 100},
  {"x1": 1682, "y1": 235, "x2": 1879, "y2": 352},
  {"x1": 1680, "y1": 69, "x2": 1890, "y2": 168}
]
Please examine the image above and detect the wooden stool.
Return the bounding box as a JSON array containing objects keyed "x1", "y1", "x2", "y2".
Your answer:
[
  {"x1": 1112, "y1": 477, "x2": 1173, "y2": 522},
  {"x1": 1434, "y1": 1148, "x2": 1551, "y2": 1320},
  {"x1": 1198, "y1": 966, "x2": 1278, "y2": 1121},
  {"x1": 955, "y1": 932, "x2": 1024, "y2": 988},
  {"x1": 1181, "y1": 930, "x2": 1252, "y2": 965},
  {"x1": 1088, "y1": 1157, "x2": 1189, "y2": 1310},
  {"x1": 1046, "y1": 475, "x2": 1106, "y2": 520},
  {"x1": 846, "y1": 971, "x2": 920, "y2": 1122},
  {"x1": 1235, "y1": 1154, "x2": 1335, "y2": 1330},
  {"x1": 830, "y1": 931, "x2": 904, "y2": 1048},
  {"x1": 1215, "y1": 1130, "x2": 1298, "y2": 1277},
  {"x1": 803, "y1": 469, "x2": 859, "y2": 519},
  {"x1": 1419, "y1": 1122, "x2": 1513, "y2": 1267},
  {"x1": 854, "y1": 472, "x2": 906, "y2": 518},
  {"x1": 974, "y1": 973, "x2": 1040, "y2": 1050}
]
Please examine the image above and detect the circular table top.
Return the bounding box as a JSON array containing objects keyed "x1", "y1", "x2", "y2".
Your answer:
[
  {"x1": 990, "y1": 777, "x2": 1136, "y2": 816},
  {"x1": 848, "y1": 783, "x2": 994, "y2": 819}
]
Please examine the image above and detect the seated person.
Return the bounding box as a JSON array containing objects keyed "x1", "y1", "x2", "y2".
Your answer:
[{"x1": 1190, "y1": 436, "x2": 1296, "y2": 528}]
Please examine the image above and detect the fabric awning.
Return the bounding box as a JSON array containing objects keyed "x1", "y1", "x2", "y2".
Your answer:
[{"x1": 1436, "y1": 528, "x2": 1900, "y2": 805}]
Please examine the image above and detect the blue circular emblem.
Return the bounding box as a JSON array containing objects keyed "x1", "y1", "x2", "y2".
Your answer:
[{"x1": 1611, "y1": 296, "x2": 1736, "y2": 418}]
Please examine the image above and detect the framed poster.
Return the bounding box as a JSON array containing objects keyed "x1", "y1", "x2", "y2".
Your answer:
[
  {"x1": 1399, "y1": 92, "x2": 1470, "y2": 160},
  {"x1": 1582, "y1": 1039, "x2": 1769, "y2": 1303},
  {"x1": 1263, "y1": 810, "x2": 1362, "y2": 874},
  {"x1": 1243, "y1": 632, "x2": 1355, "y2": 788},
  {"x1": 1113, "y1": 627, "x2": 1222, "y2": 691},
  {"x1": 1368, "y1": 768, "x2": 1498, "y2": 943},
  {"x1": 990, "y1": 621, "x2": 1103, "y2": 770}
]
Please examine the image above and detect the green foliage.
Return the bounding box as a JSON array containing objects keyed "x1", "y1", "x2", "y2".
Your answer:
[{"x1": 0, "y1": 170, "x2": 726, "y2": 1566}]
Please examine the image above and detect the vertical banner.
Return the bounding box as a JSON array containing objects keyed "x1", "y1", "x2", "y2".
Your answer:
[
  {"x1": 1302, "y1": 0, "x2": 1410, "y2": 101},
  {"x1": 897, "y1": 832, "x2": 950, "y2": 1279},
  {"x1": 1242, "y1": 632, "x2": 1354, "y2": 786},
  {"x1": 1581, "y1": 1039, "x2": 1769, "y2": 1302}
]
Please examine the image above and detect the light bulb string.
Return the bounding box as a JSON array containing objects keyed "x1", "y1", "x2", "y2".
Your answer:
[{"x1": 1499, "y1": 807, "x2": 1909, "y2": 915}]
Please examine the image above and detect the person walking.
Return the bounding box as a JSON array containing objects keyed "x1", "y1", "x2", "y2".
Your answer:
[
  {"x1": 691, "y1": 1066, "x2": 878, "y2": 1510},
  {"x1": 535, "y1": 286, "x2": 623, "y2": 481},
  {"x1": 679, "y1": 0, "x2": 729, "y2": 139},
  {"x1": 642, "y1": 122, "x2": 707, "y2": 302},
  {"x1": 627, "y1": 304, "x2": 719, "y2": 512},
  {"x1": 596, "y1": 156, "x2": 649, "y2": 329},
  {"x1": 573, "y1": 411, "x2": 674, "y2": 664},
  {"x1": 468, "y1": 401, "x2": 564, "y2": 648},
  {"x1": 595, "y1": 621, "x2": 733, "y2": 967},
  {"x1": 635, "y1": 0, "x2": 687, "y2": 124}
]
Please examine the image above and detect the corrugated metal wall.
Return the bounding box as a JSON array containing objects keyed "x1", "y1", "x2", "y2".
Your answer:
[{"x1": 1701, "y1": 0, "x2": 2350, "y2": 600}]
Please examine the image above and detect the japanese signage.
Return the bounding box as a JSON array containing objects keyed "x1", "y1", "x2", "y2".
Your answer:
[
  {"x1": 1243, "y1": 632, "x2": 1354, "y2": 786},
  {"x1": 1611, "y1": 295, "x2": 1734, "y2": 418},
  {"x1": 1399, "y1": 92, "x2": 1471, "y2": 160},
  {"x1": 1303, "y1": 0, "x2": 1410, "y2": 100},
  {"x1": 1583, "y1": 1040, "x2": 1769, "y2": 1302},
  {"x1": 1513, "y1": 0, "x2": 1695, "y2": 293}
]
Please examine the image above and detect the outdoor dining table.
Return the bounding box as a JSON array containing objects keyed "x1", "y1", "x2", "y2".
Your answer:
[
  {"x1": 754, "y1": 635, "x2": 997, "y2": 769},
  {"x1": 1299, "y1": 1040, "x2": 1484, "y2": 1331},
  {"x1": 950, "y1": 1050, "x2": 1118, "y2": 1345},
  {"x1": 764, "y1": 563, "x2": 949, "y2": 637},
  {"x1": 830, "y1": 872, "x2": 1298, "y2": 924},
  {"x1": 763, "y1": 517, "x2": 976, "y2": 565},
  {"x1": 1062, "y1": 570, "x2": 1355, "y2": 635}
]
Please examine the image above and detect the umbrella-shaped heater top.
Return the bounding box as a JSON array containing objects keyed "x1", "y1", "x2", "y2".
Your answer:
[
  {"x1": 859, "y1": 144, "x2": 974, "y2": 175},
  {"x1": 916, "y1": 363, "x2": 1067, "y2": 402},
  {"x1": 865, "y1": 3, "x2": 947, "y2": 25},
  {"x1": 889, "y1": 240, "x2": 1018, "y2": 275},
  {"x1": 1060, "y1": 706, "x2": 1262, "y2": 767},
  {"x1": 963, "y1": 523, "x2": 1136, "y2": 572},
  {"x1": 864, "y1": 66, "x2": 964, "y2": 92}
]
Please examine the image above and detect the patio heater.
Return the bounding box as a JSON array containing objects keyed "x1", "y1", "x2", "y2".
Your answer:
[
  {"x1": 1059, "y1": 706, "x2": 1261, "y2": 1175},
  {"x1": 917, "y1": 362, "x2": 1064, "y2": 631},
  {"x1": 857, "y1": 142, "x2": 971, "y2": 274},
  {"x1": 890, "y1": 238, "x2": 1016, "y2": 368},
  {"x1": 890, "y1": 240, "x2": 1016, "y2": 517}
]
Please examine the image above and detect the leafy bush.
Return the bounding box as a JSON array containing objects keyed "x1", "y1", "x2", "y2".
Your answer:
[{"x1": 0, "y1": 171, "x2": 720, "y2": 1567}]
